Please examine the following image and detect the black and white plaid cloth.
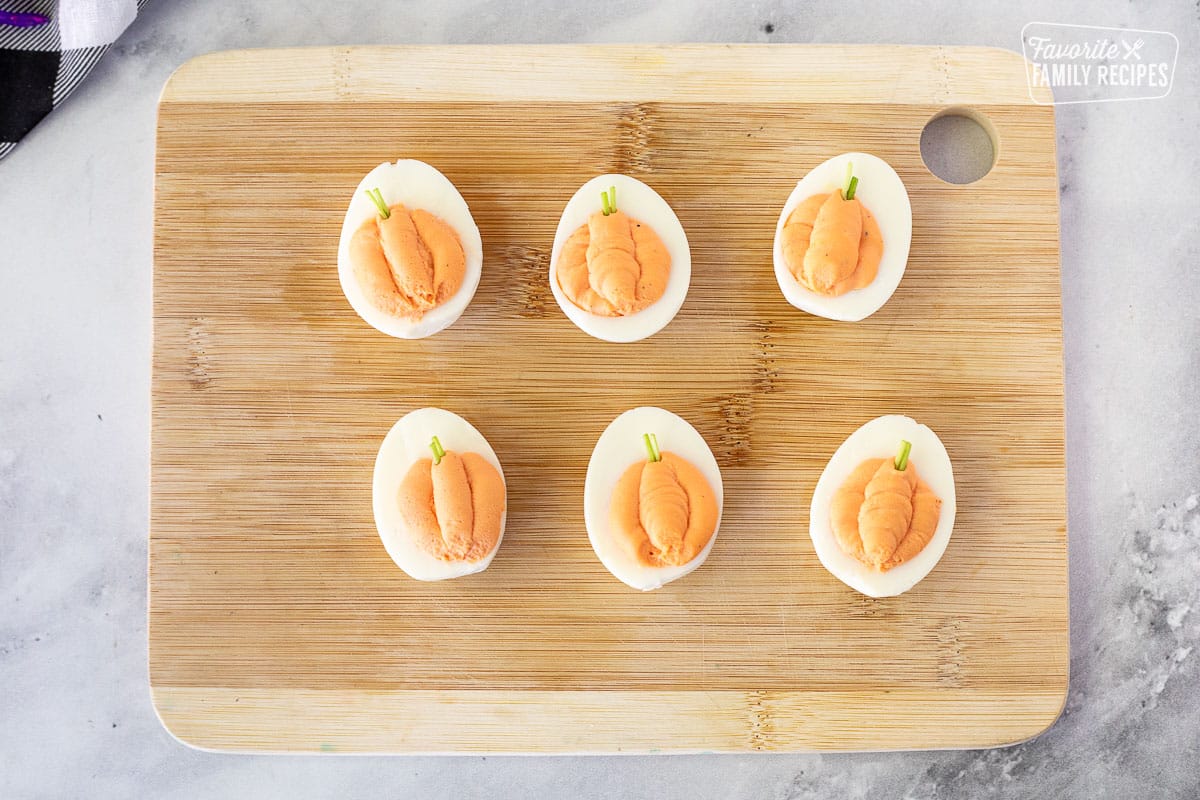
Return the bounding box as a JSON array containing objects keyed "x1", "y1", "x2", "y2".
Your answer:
[{"x1": 0, "y1": 0, "x2": 145, "y2": 161}]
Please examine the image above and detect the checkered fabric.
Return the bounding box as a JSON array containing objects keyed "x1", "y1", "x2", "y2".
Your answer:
[{"x1": 0, "y1": 0, "x2": 146, "y2": 161}]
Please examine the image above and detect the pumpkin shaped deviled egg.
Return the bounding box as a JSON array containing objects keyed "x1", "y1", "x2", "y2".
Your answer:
[
  {"x1": 809, "y1": 415, "x2": 956, "y2": 597},
  {"x1": 585, "y1": 407, "x2": 722, "y2": 590},
  {"x1": 550, "y1": 175, "x2": 691, "y2": 342},
  {"x1": 373, "y1": 408, "x2": 506, "y2": 581},
  {"x1": 338, "y1": 160, "x2": 484, "y2": 339},
  {"x1": 773, "y1": 153, "x2": 912, "y2": 322}
]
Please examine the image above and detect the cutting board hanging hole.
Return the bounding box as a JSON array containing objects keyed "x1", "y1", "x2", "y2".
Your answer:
[{"x1": 920, "y1": 107, "x2": 998, "y2": 184}]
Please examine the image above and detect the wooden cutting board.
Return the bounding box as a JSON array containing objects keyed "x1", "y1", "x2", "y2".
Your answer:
[{"x1": 150, "y1": 45, "x2": 1067, "y2": 753}]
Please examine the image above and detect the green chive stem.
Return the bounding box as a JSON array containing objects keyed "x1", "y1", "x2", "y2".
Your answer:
[
  {"x1": 845, "y1": 175, "x2": 859, "y2": 201},
  {"x1": 894, "y1": 439, "x2": 912, "y2": 472},
  {"x1": 430, "y1": 435, "x2": 446, "y2": 465},
  {"x1": 366, "y1": 187, "x2": 391, "y2": 219},
  {"x1": 609, "y1": 185, "x2": 617, "y2": 213},
  {"x1": 643, "y1": 433, "x2": 662, "y2": 463},
  {"x1": 841, "y1": 161, "x2": 860, "y2": 201}
]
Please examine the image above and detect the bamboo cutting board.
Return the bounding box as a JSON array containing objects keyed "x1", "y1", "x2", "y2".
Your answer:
[{"x1": 150, "y1": 45, "x2": 1068, "y2": 753}]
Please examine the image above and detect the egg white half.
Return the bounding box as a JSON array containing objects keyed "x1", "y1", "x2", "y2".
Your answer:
[
  {"x1": 373, "y1": 407, "x2": 507, "y2": 581},
  {"x1": 809, "y1": 415, "x2": 956, "y2": 598},
  {"x1": 337, "y1": 160, "x2": 484, "y2": 339},
  {"x1": 584, "y1": 407, "x2": 723, "y2": 591},
  {"x1": 549, "y1": 174, "x2": 692, "y2": 343},
  {"x1": 772, "y1": 152, "x2": 912, "y2": 322}
]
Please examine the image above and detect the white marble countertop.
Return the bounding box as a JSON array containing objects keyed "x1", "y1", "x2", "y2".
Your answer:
[{"x1": 2, "y1": 1, "x2": 1198, "y2": 797}]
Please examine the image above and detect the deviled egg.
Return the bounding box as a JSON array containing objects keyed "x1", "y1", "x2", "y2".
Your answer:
[
  {"x1": 773, "y1": 152, "x2": 912, "y2": 322},
  {"x1": 550, "y1": 174, "x2": 691, "y2": 342},
  {"x1": 373, "y1": 407, "x2": 506, "y2": 581},
  {"x1": 337, "y1": 160, "x2": 484, "y2": 339},
  {"x1": 809, "y1": 415, "x2": 956, "y2": 597},
  {"x1": 585, "y1": 407, "x2": 722, "y2": 590}
]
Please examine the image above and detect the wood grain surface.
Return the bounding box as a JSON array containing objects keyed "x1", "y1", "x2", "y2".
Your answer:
[{"x1": 150, "y1": 45, "x2": 1067, "y2": 753}]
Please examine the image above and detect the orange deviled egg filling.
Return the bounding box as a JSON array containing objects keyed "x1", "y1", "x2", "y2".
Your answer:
[
  {"x1": 397, "y1": 437, "x2": 505, "y2": 564},
  {"x1": 556, "y1": 186, "x2": 670, "y2": 317},
  {"x1": 780, "y1": 167, "x2": 883, "y2": 297},
  {"x1": 829, "y1": 441, "x2": 942, "y2": 571},
  {"x1": 350, "y1": 190, "x2": 466, "y2": 321},
  {"x1": 610, "y1": 434, "x2": 719, "y2": 569}
]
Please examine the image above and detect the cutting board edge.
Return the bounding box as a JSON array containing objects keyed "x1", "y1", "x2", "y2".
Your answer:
[
  {"x1": 158, "y1": 44, "x2": 1051, "y2": 106},
  {"x1": 149, "y1": 682, "x2": 1069, "y2": 754}
]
